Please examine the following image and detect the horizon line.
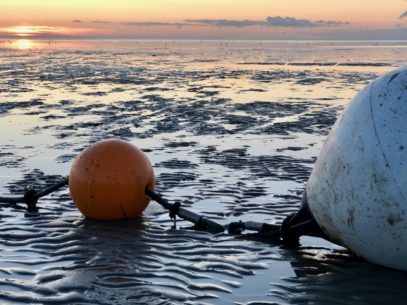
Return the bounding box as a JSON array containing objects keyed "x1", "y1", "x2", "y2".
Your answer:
[{"x1": 2, "y1": 37, "x2": 407, "y2": 42}]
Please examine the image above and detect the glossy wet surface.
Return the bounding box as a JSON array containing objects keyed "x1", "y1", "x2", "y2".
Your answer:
[{"x1": 1, "y1": 40, "x2": 407, "y2": 304}]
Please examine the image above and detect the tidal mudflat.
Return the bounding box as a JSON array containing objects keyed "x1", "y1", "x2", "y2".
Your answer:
[{"x1": 0, "y1": 40, "x2": 407, "y2": 304}]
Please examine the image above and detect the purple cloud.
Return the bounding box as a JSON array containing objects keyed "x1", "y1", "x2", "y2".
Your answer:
[
  {"x1": 186, "y1": 19, "x2": 263, "y2": 27},
  {"x1": 122, "y1": 21, "x2": 188, "y2": 27},
  {"x1": 265, "y1": 16, "x2": 348, "y2": 27},
  {"x1": 187, "y1": 16, "x2": 348, "y2": 28},
  {"x1": 88, "y1": 16, "x2": 348, "y2": 29}
]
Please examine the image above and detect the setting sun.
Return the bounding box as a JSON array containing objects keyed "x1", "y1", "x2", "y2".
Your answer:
[
  {"x1": 0, "y1": 0, "x2": 406, "y2": 39},
  {"x1": 5, "y1": 25, "x2": 39, "y2": 36},
  {"x1": 0, "y1": 25, "x2": 98, "y2": 39}
]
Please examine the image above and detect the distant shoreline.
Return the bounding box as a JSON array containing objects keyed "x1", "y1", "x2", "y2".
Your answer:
[{"x1": 1, "y1": 38, "x2": 407, "y2": 43}]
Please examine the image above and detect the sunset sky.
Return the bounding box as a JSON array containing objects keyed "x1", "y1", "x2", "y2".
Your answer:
[{"x1": 0, "y1": 0, "x2": 406, "y2": 40}]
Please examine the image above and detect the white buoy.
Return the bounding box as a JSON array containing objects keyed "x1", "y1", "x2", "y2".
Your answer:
[{"x1": 305, "y1": 66, "x2": 407, "y2": 270}]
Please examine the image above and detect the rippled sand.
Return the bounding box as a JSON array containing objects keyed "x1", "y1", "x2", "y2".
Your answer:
[{"x1": 1, "y1": 40, "x2": 407, "y2": 304}]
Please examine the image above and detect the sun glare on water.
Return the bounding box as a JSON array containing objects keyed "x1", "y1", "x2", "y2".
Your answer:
[{"x1": 12, "y1": 39, "x2": 35, "y2": 50}]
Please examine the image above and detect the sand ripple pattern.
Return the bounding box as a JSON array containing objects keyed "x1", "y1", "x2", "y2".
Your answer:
[{"x1": 0, "y1": 193, "x2": 276, "y2": 304}]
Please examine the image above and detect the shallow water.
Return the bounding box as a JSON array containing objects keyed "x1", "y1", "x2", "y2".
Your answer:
[{"x1": 1, "y1": 39, "x2": 407, "y2": 304}]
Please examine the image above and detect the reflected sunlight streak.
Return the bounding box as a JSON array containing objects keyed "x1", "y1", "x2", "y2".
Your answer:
[{"x1": 12, "y1": 39, "x2": 36, "y2": 50}]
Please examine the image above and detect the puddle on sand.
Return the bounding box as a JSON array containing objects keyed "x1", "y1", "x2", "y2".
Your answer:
[{"x1": 1, "y1": 40, "x2": 407, "y2": 304}]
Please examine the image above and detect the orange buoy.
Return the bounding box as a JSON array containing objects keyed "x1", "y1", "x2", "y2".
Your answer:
[{"x1": 69, "y1": 139, "x2": 155, "y2": 220}]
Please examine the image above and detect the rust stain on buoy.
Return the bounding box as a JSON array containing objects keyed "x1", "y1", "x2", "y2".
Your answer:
[{"x1": 69, "y1": 139, "x2": 155, "y2": 220}]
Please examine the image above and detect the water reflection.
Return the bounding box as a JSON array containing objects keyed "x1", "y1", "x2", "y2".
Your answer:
[
  {"x1": 3, "y1": 39, "x2": 55, "y2": 50},
  {"x1": 278, "y1": 246, "x2": 407, "y2": 305},
  {"x1": 11, "y1": 39, "x2": 36, "y2": 50},
  {"x1": 1, "y1": 39, "x2": 407, "y2": 304}
]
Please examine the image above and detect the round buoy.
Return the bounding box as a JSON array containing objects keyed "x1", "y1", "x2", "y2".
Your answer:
[
  {"x1": 305, "y1": 66, "x2": 407, "y2": 270},
  {"x1": 69, "y1": 139, "x2": 154, "y2": 220}
]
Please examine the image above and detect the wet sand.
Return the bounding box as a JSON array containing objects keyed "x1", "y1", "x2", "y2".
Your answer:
[{"x1": 1, "y1": 40, "x2": 407, "y2": 304}]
